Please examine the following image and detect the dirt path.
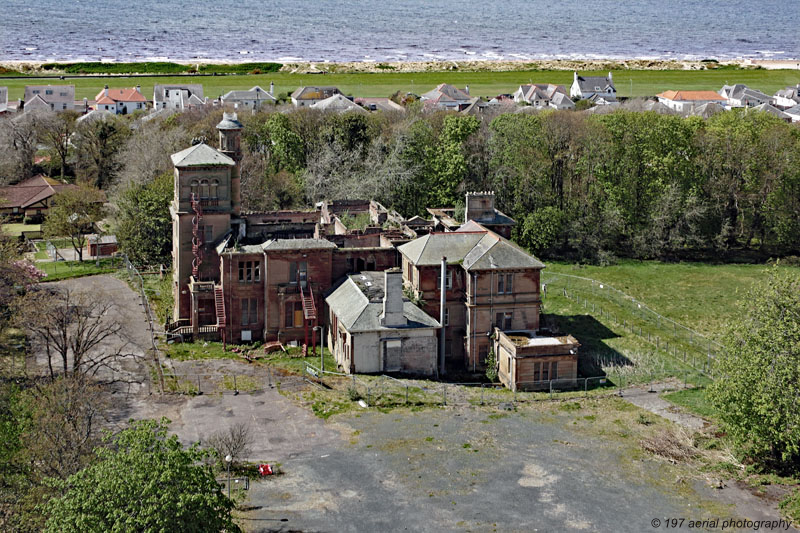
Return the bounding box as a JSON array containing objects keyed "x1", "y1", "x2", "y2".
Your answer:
[{"x1": 622, "y1": 382, "x2": 707, "y2": 431}]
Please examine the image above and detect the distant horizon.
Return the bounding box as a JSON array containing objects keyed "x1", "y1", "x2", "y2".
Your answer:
[{"x1": 3, "y1": 0, "x2": 799, "y2": 64}]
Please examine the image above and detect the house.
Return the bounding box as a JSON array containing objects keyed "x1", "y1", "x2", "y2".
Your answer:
[
  {"x1": 355, "y1": 97, "x2": 405, "y2": 112},
  {"x1": 397, "y1": 216, "x2": 546, "y2": 371},
  {"x1": 461, "y1": 97, "x2": 489, "y2": 115},
  {"x1": 718, "y1": 84, "x2": 771, "y2": 108},
  {"x1": 783, "y1": 104, "x2": 800, "y2": 123},
  {"x1": 221, "y1": 86, "x2": 276, "y2": 109},
  {"x1": 154, "y1": 84, "x2": 205, "y2": 110},
  {"x1": 24, "y1": 85, "x2": 75, "y2": 112},
  {"x1": 773, "y1": 84, "x2": 800, "y2": 109},
  {"x1": 692, "y1": 101, "x2": 725, "y2": 119},
  {"x1": 95, "y1": 85, "x2": 148, "y2": 115},
  {"x1": 586, "y1": 93, "x2": 619, "y2": 107},
  {"x1": 750, "y1": 103, "x2": 791, "y2": 122},
  {"x1": 514, "y1": 84, "x2": 574, "y2": 110},
  {"x1": 0, "y1": 175, "x2": 80, "y2": 221},
  {"x1": 326, "y1": 270, "x2": 440, "y2": 375},
  {"x1": 570, "y1": 72, "x2": 616, "y2": 101},
  {"x1": 310, "y1": 94, "x2": 367, "y2": 114},
  {"x1": 656, "y1": 90, "x2": 726, "y2": 113},
  {"x1": 76, "y1": 109, "x2": 114, "y2": 124},
  {"x1": 419, "y1": 83, "x2": 473, "y2": 111},
  {"x1": 291, "y1": 86, "x2": 340, "y2": 107},
  {"x1": 494, "y1": 330, "x2": 580, "y2": 391},
  {"x1": 427, "y1": 191, "x2": 515, "y2": 238}
]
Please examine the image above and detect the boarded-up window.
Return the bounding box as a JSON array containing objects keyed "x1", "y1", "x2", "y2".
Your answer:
[{"x1": 284, "y1": 302, "x2": 303, "y2": 328}]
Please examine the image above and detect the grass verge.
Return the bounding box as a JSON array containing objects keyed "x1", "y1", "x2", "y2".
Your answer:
[{"x1": 39, "y1": 258, "x2": 118, "y2": 281}]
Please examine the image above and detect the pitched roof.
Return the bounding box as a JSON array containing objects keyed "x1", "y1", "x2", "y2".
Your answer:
[
  {"x1": 261, "y1": 238, "x2": 337, "y2": 251},
  {"x1": 574, "y1": 74, "x2": 615, "y2": 93},
  {"x1": 420, "y1": 83, "x2": 472, "y2": 103},
  {"x1": 784, "y1": 104, "x2": 800, "y2": 117},
  {"x1": 95, "y1": 87, "x2": 147, "y2": 104},
  {"x1": 656, "y1": 90, "x2": 726, "y2": 102},
  {"x1": 0, "y1": 175, "x2": 77, "y2": 209},
  {"x1": 751, "y1": 103, "x2": 790, "y2": 120},
  {"x1": 693, "y1": 101, "x2": 726, "y2": 118},
  {"x1": 326, "y1": 272, "x2": 439, "y2": 332},
  {"x1": 221, "y1": 86, "x2": 277, "y2": 102},
  {"x1": 291, "y1": 86, "x2": 341, "y2": 100},
  {"x1": 153, "y1": 84, "x2": 204, "y2": 102},
  {"x1": 170, "y1": 143, "x2": 235, "y2": 167},
  {"x1": 24, "y1": 85, "x2": 75, "y2": 104},
  {"x1": 310, "y1": 94, "x2": 367, "y2": 114},
  {"x1": 76, "y1": 109, "x2": 114, "y2": 124},
  {"x1": 397, "y1": 227, "x2": 544, "y2": 271}
]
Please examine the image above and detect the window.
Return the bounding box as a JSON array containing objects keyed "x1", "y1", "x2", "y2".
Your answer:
[
  {"x1": 289, "y1": 261, "x2": 307, "y2": 285},
  {"x1": 495, "y1": 311, "x2": 512, "y2": 331},
  {"x1": 238, "y1": 260, "x2": 260, "y2": 282},
  {"x1": 190, "y1": 180, "x2": 199, "y2": 199},
  {"x1": 551, "y1": 361, "x2": 558, "y2": 380},
  {"x1": 498, "y1": 273, "x2": 513, "y2": 294},
  {"x1": 210, "y1": 179, "x2": 219, "y2": 199},
  {"x1": 541, "y1": 362, "x2": 549, "y2": 381},
  {"x1": 46, "y1": 89, "x2": 53, "y2": 95},
  {"x1": 203, "y1": 225, "x2": 213, "y2": 243},
  {"x1": 199, "y1": 179, "x2": 210, "y2": 199},
  {"x1": 436, "y1": 269, "x2": 453, "y2": 290},
  {"x1": 241, "y1": 298, "x2": 258, "y2": 325},
  {"x1": 284, "y1": 301, "x2": 303, "y2": 328},
  {"x1": 444, "y1": 307, "x2": 450, "y2": 326}
]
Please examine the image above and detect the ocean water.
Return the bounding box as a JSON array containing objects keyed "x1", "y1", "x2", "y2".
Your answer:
[{"x1": 2, "y1": 0, "x2": 798, "y2": 62}]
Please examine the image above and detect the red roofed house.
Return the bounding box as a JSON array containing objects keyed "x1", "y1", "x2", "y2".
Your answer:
[
  {"x1": 656, "y1": 90, "x2": 726, "y2": 113},
  {"x1": 95, "y1": 85, "x2": 148, "y2": 115},
  {"x1": 0, "y1": 175, "x2": 80, "y2": 221}
]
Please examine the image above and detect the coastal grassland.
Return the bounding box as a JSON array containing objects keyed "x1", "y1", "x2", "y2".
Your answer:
[
  {"x1": 3, "y1": 68, "x2": 799, "y2": 101},
  {"x1": 545, "y1": 261, "x2": 799, "y2": 341}
]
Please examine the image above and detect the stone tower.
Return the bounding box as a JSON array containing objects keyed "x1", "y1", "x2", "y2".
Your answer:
[{"x1": 216, "y1": 112, "x2": 243, "y2": 215}]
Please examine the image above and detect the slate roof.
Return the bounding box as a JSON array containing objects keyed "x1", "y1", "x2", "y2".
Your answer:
[
  {"x1": 420, "y1": 84, "x2": 472, "y2": 103},
  {"x1": 262, "y1": 238, "x2": 337, "y2": 251},
  {"x1": 0, "y1": 175, "x2": 78, "y2": 209},
  {"x1": 783, "y1": 104, "x2": 800, "y2": 118},
  {"x1": 751, "y1": 103, "x2": 790, "y2": 120},
  {"x1": 774, "y1": 84, "x2": 800, "y2": 102},
  {"x1": 355, "y1": 97, "x2": 405, "y2": 112},
  {"x1": 221, "y1": 86, "x2": 276, "y2": 102},
  {"x1": 692, "y1": 102, "x2": 725, "y2": 118},
  {"x1": 153, "y1": 84, "x2": 204, "y2": 103},
  {"x1": 718, "y1": 84, "x2": 770, "y2": 105},
  {"x1": 216, "y1": 112, "x2": 243, "y2": 130},
  {"x1": 170, "y1": 143, "x2": 235, "y2": 167},
  {"x1": 310, "y1": 94, "x2": 367, "y2": 114},
  {"x1": 574, "y1": 74, "x2": 615, "y2": 93},
  {"x1": 24, "y1": 85, "x2": 75, "y2": 104},
  {"x1": 326, "y1": 272, "x2": 440, "y2": 332},
  {"x1": 76, "y1": 109, "x2": 114, "y2": 124},
  {"x1": 397, "y1": 227, "x2": 544, "y2": 271},
  {"x1": 291, "y1": 86, "x2": 340, "y2": 100}
]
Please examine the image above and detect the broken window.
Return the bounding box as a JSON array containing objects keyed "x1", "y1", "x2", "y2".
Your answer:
[{"x1": 289, "y1": 261, "x2": 308, "y2": 285}]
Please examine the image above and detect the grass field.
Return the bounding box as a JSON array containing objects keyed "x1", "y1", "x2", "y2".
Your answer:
[
  {"x1": 3, "y1": 68, "x2": 799, "y2": 101},
  {"x1": 39, "y1": 258, "x2": 118, "y2": 281},
  {"x1": 1, "y1": 223, "x2": 40, "y2": 237}
]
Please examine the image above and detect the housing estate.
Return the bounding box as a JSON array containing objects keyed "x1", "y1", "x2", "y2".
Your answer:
[
  {"x1": 167, "y1": 116, "x2": 577, "y2": 380},
  {"x1": 154, "y1": 84, "x2": 205, "y2": 110},
  {"x1": 23, "y1": 85, "x2": 75, "y2": 113},
  {"x1": 291, "y1": 86, "x2": 341, "y2": 107},
  {"x1": 655, "y1": 90, "x2": 726, "y2": 113},
  {"x1": 570, "y1": 72, "x2": 616, "y2": 101},
  {"x1": 513, "y1": 84, "x2": 575, "y2": 110},
  {"x1": 221, "y1": 85, "x2": 276, "y2": 109},
  {"x1": 0, "y1": 175, "x2": 80, "y2": 221},
  {"x1": 95, "y1": 86, "x2": 148, "y2": 115}
]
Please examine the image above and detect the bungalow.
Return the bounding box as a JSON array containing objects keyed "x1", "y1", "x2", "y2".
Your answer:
[
  {"x1": 221, "y1": 86, "x2": 276, "y2": 109},
  {"x1": 355, "y1": 97, "x2": 405, "y2": 112},
  {"x1": 310, "y1": 94, "x2": 367, "y2": 114},
  {"x1": 656, "y1": 90, "x2": 726, "y2": 113},
  {"x1": 513, "y1": 84, "x2": 574, "y2": 110},
  {"x1": 773, "y1": 84, "x2": 800, "y2": 109},
  {"x1": 326, "y1": 270, "x2": 440, "y2": 375},
  {"x1": 718, "y1": 84, "x2": 771, "y2": 108},
  {"x1": 154, "y1": 84, "x2": 205, "y2": 110},
  {"x1": 291, "y1": 86, "x2": 340, "y2": 107},
  {"x1": 570, "y1": 72, "x2": 616, "y2": 101},
  {"x1": 95, "y1": 86, "x2": 148, "y2": 115},
  {"x1": 24, "y1": 85, "x2": 75, "y2": 113},
  {"x1": 0, "y1": 175, "x2": 79, "y2": 221},
  {"x1": 419, "y1": 84, "x2": 473, "y2": 111}
]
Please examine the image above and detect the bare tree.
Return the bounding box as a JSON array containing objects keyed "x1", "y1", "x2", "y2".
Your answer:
[
  {"x1": 115, "y1": 122, "x2": 188, "y2": 190},
  {"x1": 0, "y1": 112, "x2": 41, "y2": 184},
  {"x1": 37, "y1": 110, "x2": 79, "y2": 180},
  {"x1": 20, "y1": 286, "x2": 136, "y2": 381},
  {"x1": 206, "y1": 422, "x2": 253, "y2": 466}
]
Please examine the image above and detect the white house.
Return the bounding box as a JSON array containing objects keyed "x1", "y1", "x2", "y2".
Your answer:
[
  {"x1": 570, "y1": 72, "x2": 616, "y2": 101},
  {"x1": 153, "y1": 84, "x2": 205, "y2": 110},
  {"x1": 24, "y1": 85, "x2": 75, "y2": 112},
  {"x1": 94, "y1": 86, "x2": 148, "y2": 115},
  {"x1": 718, "y1": 84, "x2": 771, "y2": 109},
  {"x1": 656, "y1": 90, "x2": 726, "y2": 113},
  {"x1": 221, "y1": 85, "x2": 276, "y2": 109},
  {"x1": 773, "y1": 84, "x2": 800, "y2": 109},
  {"x1": 290, "y1": 86, "x2": 340, "y2": 107},
  {"x1": 513, "y1": 84, "x2": 575, "y2": 110}
]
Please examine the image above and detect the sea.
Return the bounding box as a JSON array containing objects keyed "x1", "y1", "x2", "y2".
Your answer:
[{"x1": 2, "y1": 0, "x2": 798, "y2": 63}]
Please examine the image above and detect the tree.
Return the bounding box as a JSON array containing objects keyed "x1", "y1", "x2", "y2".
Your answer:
[
  {"x1": 206, "y1": 422, "x2": 253, "y2": 467},
  {"x1": 115, "y1": 171, "x2": 173, "y2": 266},
  {"x1": 20, "y1": 286, "x2": 134, "y2": 382},
  {"x1": 44, "y1": 418, "x2": 241, "y2": 533},
  {"x1": 0, "y1": 113, "x2": 41, "y2": 184},
  {"x1": 707, "y1": 267, "x2": 800, "y2": 469},
  {"x1": 42, "y1": 185, "x2": 105, "y2": 261},
  {"x1": 37, "y1": 111, "x2": 79, "y2": 180},
  {"x1": 73, "y1": 117, "x2": 129, "y2": 189}
]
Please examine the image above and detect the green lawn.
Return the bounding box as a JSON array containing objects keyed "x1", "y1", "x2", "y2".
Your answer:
[
  {"x1": 662, "y1": 388, "x2": 717, "y2": 419},
  {"x1": 546, "y1": 261, "x2": 798, "y2": 341},
  {"x1": 162, "y1": 341, "x2": 336, "y2": 373},
  {"x1": 1, "y1": 223, "x2": 40, "y2": 238},
  {"x1": 39, "y1": 258, "x2": 118, "y2": 281},
  {"x1": 4, "y1": 68, "x2": 799, "y2": 101}
]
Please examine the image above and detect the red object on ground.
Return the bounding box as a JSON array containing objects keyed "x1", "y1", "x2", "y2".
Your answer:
[{"x1": 258, "y1": 464, "x2": 273, "y2": 476}]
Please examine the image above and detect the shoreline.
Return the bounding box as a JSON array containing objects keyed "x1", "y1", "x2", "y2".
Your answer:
[{"x1": 2, "y1": 58, "x2": 799, "y2": 75}]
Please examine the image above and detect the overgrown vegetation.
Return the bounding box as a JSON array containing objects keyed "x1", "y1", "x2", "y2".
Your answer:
[{"x1": 38, "y1": 61, "x2": 281, "y2": 75}]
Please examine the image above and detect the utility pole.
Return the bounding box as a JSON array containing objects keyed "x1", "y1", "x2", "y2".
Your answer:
[{"x1": 439, "y1": 256, "x2": 447, "y2": 378}]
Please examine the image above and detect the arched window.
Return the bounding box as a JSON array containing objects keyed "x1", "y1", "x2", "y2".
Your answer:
[
  {"x1": 190, "y1": 180, "x2": 199, "y2": 199},
  {"x1": 199, "y1": 179, "x2": 209, "y2": 199},
  {"x1": 210, "y1": 179, "x2": 219, "y2": 200}
]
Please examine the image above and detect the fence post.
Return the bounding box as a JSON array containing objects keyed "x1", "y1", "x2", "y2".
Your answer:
[
  {"x1": 480, "y1": 384, "x2": 485, "y2": 405},
  {"x1": 405, "y1": 386, "x2": 409, "y2": 404},
  {"x1": 197, "y1": 374, "x2": 202, "y2": 395},
  {"x1": 442, "y1": 385, "x2": 447, "y2": 406}
]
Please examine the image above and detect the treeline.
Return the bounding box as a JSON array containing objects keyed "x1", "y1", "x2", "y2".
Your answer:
[{"x1": 3, "y1": 105, "x2": 799, "y2": 264}]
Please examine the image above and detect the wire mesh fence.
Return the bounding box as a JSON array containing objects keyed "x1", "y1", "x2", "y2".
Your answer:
[{"x1": 541, "y1": 272, "x2": 720, "y2": 379}]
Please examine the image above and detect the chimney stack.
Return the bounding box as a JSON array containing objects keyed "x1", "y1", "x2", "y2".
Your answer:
[
  {"x1": 465, "y1": 85, "x2": 470, "y2": 95},
  {"x1": 381, "y1": 270, "x2": 407, "y2": 327},
  {"x1": 439, "y1": 256, "x2": 447, "y2": 377},
  {"x1": 269, "y1": 81, "x2": 274, "y2": 96},
  {"x1": 136, "y1": 85, "x2": 141, "y2": 93},
  {"x1": 104, "y1": 85, "x2": 109, "y2": 97}
]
